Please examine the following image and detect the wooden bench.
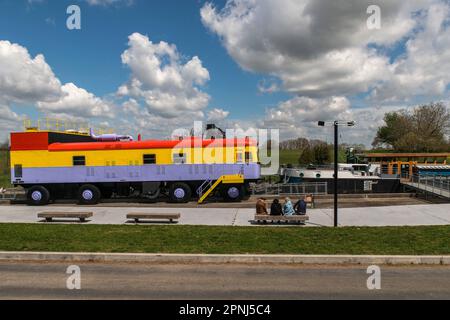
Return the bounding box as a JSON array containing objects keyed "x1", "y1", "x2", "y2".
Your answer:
[
  {"x1": 254, "y1": 214, "x2": 309, "y2": 225},
  {"x1": 127, "y1": 213, "x2": 181, "y2": 223},
  {"x1": 38, "y1": 212, "x2": 93, "y2": 222}
]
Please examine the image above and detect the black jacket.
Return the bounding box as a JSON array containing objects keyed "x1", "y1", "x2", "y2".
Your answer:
[{"x1": 270, "y1": 202, "x2": 283, "y2": 216}]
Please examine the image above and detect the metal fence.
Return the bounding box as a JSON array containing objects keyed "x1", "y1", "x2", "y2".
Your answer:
[
  {"x1": 22, "y1": 118, "x2": 114, "y2": 135},
  {"x1": 402, "y1": 174, "x2": 450, "y2": 198},
  {"x1": 251, "y1": 182, "x2": 328, "y2": 196}
]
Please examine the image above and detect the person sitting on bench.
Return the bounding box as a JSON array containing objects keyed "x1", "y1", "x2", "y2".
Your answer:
[
  {"x1": 270, "y1": 198, "x2": 282, "y2": 216},
  {"x1": 294, "y1": 196, "x2": 307, "y2": 215},
  {"x1": 282, "y1": 197, "x2": 295, "y2": 216},
  {"x1": 256, "y1": 198, "x2": 268, "y2": 215}
]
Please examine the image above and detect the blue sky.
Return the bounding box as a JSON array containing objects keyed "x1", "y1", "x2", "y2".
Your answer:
[
  {"x1": 0, "y1": 0, "x2": 449, "y2": 146},
  {"x1": 0, "y1": 0, "x2": 288, "y2": 119}
]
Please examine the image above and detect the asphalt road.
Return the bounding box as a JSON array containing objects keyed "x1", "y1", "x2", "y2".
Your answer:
[{"x1": 0, "y1": 262, "x2": 449, "y2": 300}]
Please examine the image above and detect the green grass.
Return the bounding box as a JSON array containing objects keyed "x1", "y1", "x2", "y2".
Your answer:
[
  {"x1": 0, "y1": 224, "x2": 449, "y2": 255},
  {"x1": 279, "y1": 149, "x2": 301, "y2": 165},
  {"x1": 277, "y1": 148, "x2": 347, "y2": 166}
]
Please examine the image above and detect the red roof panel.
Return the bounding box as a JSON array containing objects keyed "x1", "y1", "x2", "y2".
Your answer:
[
  {"x1": 48, "y1": 138, "x2": 257, "y2": 152},
  {"x1": 10, "y1": 132, "x2": 49, "y2": 151}
]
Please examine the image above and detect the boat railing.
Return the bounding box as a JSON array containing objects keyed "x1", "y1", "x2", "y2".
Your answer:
[{"x1": 251, "y1": 182, "x2": 328, "y2": 196}]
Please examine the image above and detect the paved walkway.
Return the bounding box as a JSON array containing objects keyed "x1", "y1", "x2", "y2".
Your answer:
[{"x1": 0, "y1": 203, "x2": 449, "y2": 227}]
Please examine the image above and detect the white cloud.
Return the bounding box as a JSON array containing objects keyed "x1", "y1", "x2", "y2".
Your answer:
[
  {"x1": 37, "y1": 83, "x2": 112, "y2": 118},
  {"x1": 264, "y1": 96, "x2": 351, "y2": 127},
  {"x1": 262, "y1": 96, "x2": 410, "y2": 146},
  {"x1": 115, "y1": 107, "x2": 205, "y2": 139},
  {"x1": 201, "y1": 0, "x2": 449, "y2": 102},
  {"x1": 0, "y1": 104, "x2": 23, "y2": 123},
  {"x1": 263, "y1": 96, "x2": 351, "y2": 141},
  {"x1": 207, "y1": 108, "x2": 230, "y2": 121},
  {"x1": 201, "y1": 0, "x2": 450, "y2": 146},
  {"x1": 0, "y1": 40, "x2": 62, "y2": 104},
  {"x1": 0, "y1": 104, "x2": 26, "y2": 141},
  {"x1": 0, "y1": 40, "x2": 111, "y2": 125},
  {"x1": 118, "y1": 33, "x2": 211, "y2": 118},
  {"x1": 371, "y1": 2, "x2": 450, "y2": 102}
]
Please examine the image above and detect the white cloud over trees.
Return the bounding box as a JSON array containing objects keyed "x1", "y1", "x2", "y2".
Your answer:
[{"x1": 201, "y1": 0, "x2": 450, "y2": 144}]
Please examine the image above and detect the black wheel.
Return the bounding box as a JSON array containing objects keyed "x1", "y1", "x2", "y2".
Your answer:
[
  {"x1": 169, "y1": 182, "x2": 192, "y2": 203},
  {"x1": 27, "y1": 186, "x2": 50, "y2": 206},
  {"x1": 222, "y1": 184, "x2": 244, "y2": 202},
  {"x1": 77, "y1": 184, "x2": 101, "y2": 205}
]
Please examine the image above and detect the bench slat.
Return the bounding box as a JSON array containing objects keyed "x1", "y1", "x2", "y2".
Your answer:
[
  {"x1": 38, "y1": 212, "x2": 93, "y2": 223},
  {"x1": 254, "y1": 215, "x2": 309, "y2": 221},
  {"x1": 127, "y1": 213, "x2": 180, "y2": 219},
  {"x1": 38, "y1": 212, "x2": 93, "y2": 218}
]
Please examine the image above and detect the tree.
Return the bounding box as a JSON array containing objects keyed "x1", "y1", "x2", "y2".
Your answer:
[
  {"x1": 313, "y1": 142, "x2": 330, "y2": 165},
  {"x1": 280, "y1": 137, "x2": 310, "y2": 150},
  {"x1": 298, "y1": 143, "x2": 314, "y2": 165},
  {"x1": 0, "y1": 141, "x2": 9, "y2": 179},
  {"x1": 372, "y1": 102, "x2": 450, "y2": 152}
]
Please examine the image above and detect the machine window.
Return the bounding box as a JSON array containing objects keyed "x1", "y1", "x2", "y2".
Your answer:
[
  {"x1": 73, "y1": 156, "x2": 86, "y2": 166},
  {"x1": 14, "y1": 164, "x2": 22, "y2": 178},
  {"x1": 173, "y1": 153, "x2": 186, "y2": 164},
  {"x1": 143, "y1": 154, "x2": 156, "y2": 164}
]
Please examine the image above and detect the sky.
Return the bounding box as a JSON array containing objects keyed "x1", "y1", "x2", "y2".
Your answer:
[{"x1": 0, "y1": 0, "x2": 449, "y2": 146}]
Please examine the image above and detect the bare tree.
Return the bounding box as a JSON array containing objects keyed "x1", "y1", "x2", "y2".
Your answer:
[{"x1": 372, "y1": 102, "x2": 450, "y2": 152}]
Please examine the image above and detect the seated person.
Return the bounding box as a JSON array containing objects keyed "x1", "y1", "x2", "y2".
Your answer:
[
  {"x1": 305, "y1": 194, "x2": 314, "y2": 208},
  {"x1": 256, "y1": 198, "x2": 268, "y2": 215},
  {"x1": 282, "y1": 197, "x2": 295, "y2": 216},
  {"x1": 270, "y1": 198, "x2": 283, "y2": 216},
  {"x1": 294, "y1": 197, "x2": 307, "y2": 215}
]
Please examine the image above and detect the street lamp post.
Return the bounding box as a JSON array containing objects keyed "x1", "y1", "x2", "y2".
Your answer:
[
  {"x1": 334, "y1": 121, "x2": 338, "y2": 227},
  {"x1": 318, "y1": 120, "x2": 355, "y2": 227}
]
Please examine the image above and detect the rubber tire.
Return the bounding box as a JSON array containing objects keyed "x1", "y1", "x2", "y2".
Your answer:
[
  {"x1": 169, "y1": 182, "x2": 192, "y2": 203},
  {"x1": 222, "y1": 184, "x2": 244, "y2": 202},
  {"x1": 27, "y1": 186, "x2": 50, "y2": 206},
  {"x1": 78, "y1": 184, "x2": 101, "y2": 205}
]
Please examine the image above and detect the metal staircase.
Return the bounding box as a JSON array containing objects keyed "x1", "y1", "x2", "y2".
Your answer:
[
  {"x1": 196, "y1": 179, "x2": 213, "y2": 199},
  {"x1": 197, "y1": 174, "x2": 244, "y2": 204}
]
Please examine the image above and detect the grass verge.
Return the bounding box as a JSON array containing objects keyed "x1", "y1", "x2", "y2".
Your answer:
[{"x1": 0, "y1": 224, "x2": 449, "y2": 255}]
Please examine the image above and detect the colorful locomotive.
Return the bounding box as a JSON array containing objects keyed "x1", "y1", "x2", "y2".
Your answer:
[{"x1": 10, "y1": 128, "x2": 260, "y2": 205}]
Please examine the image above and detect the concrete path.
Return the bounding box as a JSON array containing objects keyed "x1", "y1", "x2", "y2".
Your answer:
[{"x1": 0, "y1": 203, "x2": 449, "y2": 227}]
